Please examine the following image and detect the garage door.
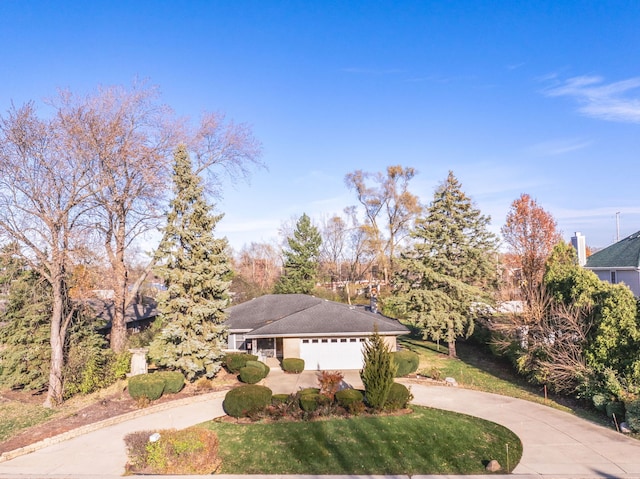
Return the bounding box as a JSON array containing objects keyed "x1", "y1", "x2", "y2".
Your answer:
[{"x1": 299, "y1": 337, "x2": 365, "y2": 370}]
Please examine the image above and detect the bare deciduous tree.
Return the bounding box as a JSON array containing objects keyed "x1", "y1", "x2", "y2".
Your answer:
[{"x1": 0, "y1": 102, "x2": 97, "y2": 406}]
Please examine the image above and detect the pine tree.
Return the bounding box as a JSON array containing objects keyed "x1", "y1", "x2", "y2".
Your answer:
[
  {"x1": 360, "y1": 327, "x2": 396, "y2": 410},
  {"x1": 394, "y1": 171, "x2": 498, "y2": 357},
  {"x1": 149, "y1": 145, "x2": 231, "y2": 380},
  {"x1": 274, "y1": 213, "x2": 322, "y2": 294}
]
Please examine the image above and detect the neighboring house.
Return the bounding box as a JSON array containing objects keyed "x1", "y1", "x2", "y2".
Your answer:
[
  {"x1": 93, "y1": 298, "x2": 160, "y2": 335},
  {"x1": 585, "y1": 230, "x2": 640, "y2": 297},
  {"x1": 225, "y1": 294, "x2": 410, "y2": 370}
]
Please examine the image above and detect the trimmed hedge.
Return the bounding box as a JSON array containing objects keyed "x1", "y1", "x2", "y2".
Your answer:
[
  {"x1": 299, "y1": 392, "x2": 320, "y2": 412},
  {"x1": 225, "y1": 353, "x2": 258, "y2": 373},
  {"x1": 392, "y1": 350, "x2": 420, "y2": 377},
  {"x1": 239, "y1": 365, "x2": 265, "y2": 384},
  {"x1": 156, "y1": 371, "x2": 185, "y2": 394},
  {"x1": 223, "y1": 385, "x2": 273, "y2": 418},
  {"x1": 282, "y1": 358, "x2": 305, "y2": 373},
  {"x1": 385, "y1": 382, "x2": 412, "y2": 410},
  {"x1": 245, "y1": 360, "x2": 270, "y2": 377},
  {"x1": 128, "y1": 374, "x2": 165, "y2": 401},
  {"x1": 272, "y1": 393, "x2": 290, "y2": 405},
  {"x1": 336, "y1": 388, "x2": 364, "y2": 409}
]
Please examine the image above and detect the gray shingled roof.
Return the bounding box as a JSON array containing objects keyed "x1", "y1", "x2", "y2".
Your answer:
[
  {"x1": 586, "y1": 231, "x2": 640, "y2": 269},
  {"x1": 226, "y1": 294, "x2": 409, "y2": 338}
]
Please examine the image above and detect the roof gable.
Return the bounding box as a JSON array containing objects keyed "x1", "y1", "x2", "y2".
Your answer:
[
  {"x1": 586, "y1": 231, "x2": 640, "y2": 269},
  {"x1": 226, "y1": 294, "x2": 409, "y2": 337}
]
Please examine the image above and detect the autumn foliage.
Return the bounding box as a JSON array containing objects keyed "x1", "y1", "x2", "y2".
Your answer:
[{"x1": 502, "y1": 194, "x2": 562, "y2": 291}]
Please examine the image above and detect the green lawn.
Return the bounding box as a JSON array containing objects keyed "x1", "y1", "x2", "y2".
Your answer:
[{"x1": 205, "y1": 406, "x2": 522, "y2": 475}]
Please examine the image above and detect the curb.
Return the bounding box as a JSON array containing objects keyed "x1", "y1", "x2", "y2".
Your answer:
[{"x1": 0, "y1": 390, "x2": 227, "y2": 463}]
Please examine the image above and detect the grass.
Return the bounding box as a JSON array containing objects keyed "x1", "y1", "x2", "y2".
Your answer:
[
  {"x1": 0, "y1": 402, "x2": 55, "y2": 442},
  {"x1": 401, "y1": 336, "x2": 577, "y2": 412},
  {"x1": 205, "y1": 406, "x2": 522, "y2": 475}
]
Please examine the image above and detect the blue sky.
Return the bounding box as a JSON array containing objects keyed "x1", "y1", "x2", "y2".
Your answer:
[{"x1": 1, "y1": 1, "x2": 639, "y2": 251}]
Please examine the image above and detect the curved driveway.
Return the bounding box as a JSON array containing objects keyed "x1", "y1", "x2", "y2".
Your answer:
[{"x1": 1, "y1": 378, "x2": 640, "y2": 478}]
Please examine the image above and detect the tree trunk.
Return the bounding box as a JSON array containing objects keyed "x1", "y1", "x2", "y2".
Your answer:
[
  {"x1": 44, "y1": 280, "x2": 66, "y2": 407},
  {"x1": 448, "y1": 340, "x2": 457, "y2": 358}
]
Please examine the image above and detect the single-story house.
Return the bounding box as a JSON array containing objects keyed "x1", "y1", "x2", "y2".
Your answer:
[
  {"x1": 93, "y1": 298, "x2": 160, "y2": 334},
  {"x1": 225, "y1": 294, "x2": 410, "y2": 370},
  {"x1": 585, "y1": 230, "x2": 640, "y2": 297}
]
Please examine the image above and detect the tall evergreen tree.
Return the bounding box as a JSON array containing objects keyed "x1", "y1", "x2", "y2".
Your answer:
[
  {"x1": 274, "y1": 213, "x2": 322, "y2": 294},
  {"x1": 394, "y1": 171, "x2": 498, "y2": 357},
  {"x1": 149, "y1": 145, "x2": 231, "y2": 380}
]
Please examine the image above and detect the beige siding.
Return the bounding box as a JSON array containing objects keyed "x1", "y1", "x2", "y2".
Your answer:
[
  {"x1": 383, "y1": 335, "x2": 398, "y2": 351},
  {"x1": 283, "y1": 337, "x2": 300, "y2": 358}
]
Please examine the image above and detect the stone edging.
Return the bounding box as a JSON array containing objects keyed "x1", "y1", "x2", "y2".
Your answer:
[{"x1": 0, "y1": 390, "x2": 228, "y2": 463}]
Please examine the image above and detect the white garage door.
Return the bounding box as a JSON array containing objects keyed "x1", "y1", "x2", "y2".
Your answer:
[{"x1": 299, "y1": 337, "x2": 365, "y2": 370}]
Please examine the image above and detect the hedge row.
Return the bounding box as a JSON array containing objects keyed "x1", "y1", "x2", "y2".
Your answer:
[{"x1": 128, "y1": 370, "x2": 186, "y2": 401}]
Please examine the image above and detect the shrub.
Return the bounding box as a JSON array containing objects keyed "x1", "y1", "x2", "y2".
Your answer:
[
  {"x1": 223, "y1": 385, "x2": 272, "y2": 418},
  {"x1": 124, "y1": 428, "x2": 221, "y2": 475},
  {"x1": 224, "y1": 353, "x2": 258, "y2": 373},
  {"x1": 239, "y1": 365, "x2": 265, "y2": 384},
  {"x1": 156, "y1": 371, "x2": 185, "y2": 394},
  {"x1": 272, "y1": 393, "x2": 290, "y2": 405},
  {"x1": 299, "y1": 387, "x2": 320, "y2": 396},
  {"x1": 625, "y1": 398, "x2": 640, "y2": 432},
  {"x1": 299, "y1": 392, "x2": 320, "y2": 412},
  {"x1": 392, "y1": 350, "x2": 420, "y2": 377},
  {"x1": 282, "y1": 358, "x2": 305, "y2": 373},
  {"x1": 335, "y1": 388, "x2": 364, "y2": 411},
  {"x1": 245, "y1": 360, "x2": 270, "y2": 378},
  {"x1": 592, "y1": 393, "x2": 608, "y2": 412},
  {"x1": 422, "y1": 366, "x2": 443, "y2": 381},
  {"x1": 606, "y1": 400, "x2": 625, "y2": 421},
  {"x1": 318, "y1": 371, "x2": 344, "y2": 401},
  {"x1": 128, "y1": 374, "x2": 165, "y2": 401},
  {"x1": 360, "y1": 329, "x2": 397, "y2": 410},
  {"x1": 385, "y1": 382, "x2": 413, "y2": 410}
]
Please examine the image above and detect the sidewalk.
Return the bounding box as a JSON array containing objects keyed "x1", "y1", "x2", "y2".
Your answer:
[{"x1": 1, "y1": 376, "x2": 640, "y2": 478}]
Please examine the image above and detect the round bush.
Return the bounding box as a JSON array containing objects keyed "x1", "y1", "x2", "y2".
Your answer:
[
  {"x1": 606, "y1": 400, "x2": 625, "y2": 420},
  {"x1": 225, "y1": 353, "x2": 258, "y2": 373},
  {"x1": 299, "y1": 392, "x2": 320, "y2": 412},
  {"x1": 299, "y1": 387, "x2": 320, "y2": 396},
  {"x1": 128, "y1": 374, "x2": 165, "y2": 401},
  {"x1": 385, "y1": 382, "x2": 412, "y2": 410},
  {"x1": 245, "y1": 360, "x2": 270, "y2": 378},
  {"x1": 223, "y1": 385, "x2": 273, "y2": 418},
  {"x1": 335, "y1": 388, "x2": 364, "y2": 408},
  {"x1": 156, "y1": 371, "x2": 185, "y2": 394},
  {"x1": 239, "y1": 365, "x2": 265, "y2": 384},
  {"x1": 272, "y1": 393, "x2": 290, "y2": 405},
  {"x1": 392, "y1": 350, "x2": 420, "y2": 377},
  {"x1": 282, "y1": 358, "x2": 305, "y2": 373},
  {"x1": 625, "y1": 398, "x2": 640, "y2": 432}
]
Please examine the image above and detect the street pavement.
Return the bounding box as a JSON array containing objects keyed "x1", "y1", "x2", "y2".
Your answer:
[{"x1": 1, "y1": 369, "x2": 640, "y2": 478}]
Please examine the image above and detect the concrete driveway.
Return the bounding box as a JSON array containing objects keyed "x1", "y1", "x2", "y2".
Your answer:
[{"x1": 1, "y1": 375, "x2": 640, "y2": 478}]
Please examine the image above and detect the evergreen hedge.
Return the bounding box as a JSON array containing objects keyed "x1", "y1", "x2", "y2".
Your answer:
[
  {"x1": 391, "y1": 350, "x2": 420, "y2": 377},
  {"x1": 335, "y1": 388, "x2": 364, "y2": 409},
  {"x1": 225, "y1": 353, "x2": 258, "y2": 373},
  {"x1": 282, "y1": 358, "x2": 305, "y2": 373},
  {"x1": 385, "y1": 382, "x2": 412, "y2": 410},
  {"x1": 223, "y1": 385, "x2": 272, "y2": 418},
  {"x1": 245, "y1": 360, "x2": 270, "y2": 377},
  {"x1": 239, "y1": 365, "x2": 265, "y2": 384},
  {"x1": 156, "y1": 371, "x2": 185, "y2": 393},
  {"x1": 128, "y1": 374, "x2": 165, "y2": 401}
]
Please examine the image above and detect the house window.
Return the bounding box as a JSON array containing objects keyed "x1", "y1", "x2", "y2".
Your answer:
[
  {"x1": 331, "y1": 339, "x2": 337, "y2": 343},
  {"x1": 302, "y1": 339, "x2": 309, "y2": 344},
  {"x1": 312, "y1": 339, "x2": 319, "y2": 343},
  {"x1": 611, "y1": 271, "x2": 617, "y2": 284},
  {"x1": 321, "y1": 339, "x2": 328, "y2": 343},
  {"x1": 350, "y1": 338, "x2": 357, "y2": 342},
  {"x1": 359, "y1": 338, "x2": 366, "y2": 342},
  {"x1": 340, "y1": 338, "x2": 347, "y2": 343}
]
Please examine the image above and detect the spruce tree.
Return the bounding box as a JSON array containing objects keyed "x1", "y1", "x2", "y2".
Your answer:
[
  {"x1": 394, "y1": 171, "x2": 498, "y2": 357},
  {"x1": 360, "y1": 327, "x2": 396, "y2": 410},
  {"x1": 274, "y1": 213, "x2": 322, "y2": 294},
  {"x1": 149, "y1": 145, "x2": 231, "y2": 380}
]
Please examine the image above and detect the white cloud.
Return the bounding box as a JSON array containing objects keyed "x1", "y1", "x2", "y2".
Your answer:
[
  {"x1": 527, "y1": 138, "x2": 593, "y2": 156},
  {"x1": 544, "y1": 75, "x2": 640, "y2": 123}
]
